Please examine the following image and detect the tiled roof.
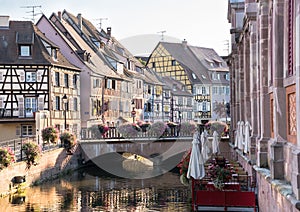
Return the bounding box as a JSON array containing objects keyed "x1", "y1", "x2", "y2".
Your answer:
[
  {"x1": 188, "y1": 46, "x2": 228, "y2": 72},
  {"x1": 159, "y1": 42, "x2": 211, "y2": 84},
  {"x1": 0, "y1": 20, "x2": 79, "y2": 71},
  {"x1": 162, "y1": 76, "x2": 193, "y2": 96}
]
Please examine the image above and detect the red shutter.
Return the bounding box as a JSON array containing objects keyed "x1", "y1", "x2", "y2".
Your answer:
[{"x1": 288, "y1": 0, "x2": 294, "y2": 76}]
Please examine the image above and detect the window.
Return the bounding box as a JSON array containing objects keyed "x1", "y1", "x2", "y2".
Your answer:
[
  {"x1": 73, "y1": 74, "x2": 78, "y2": 88},
  {"x1": 64, "y1": 73, "x2": 69, "y2": 87},
  {"x1": 212, "y1": 72, "x2": 220, "y2": 80},
  {"x1": 187, "y1": 97, "x2": 192, "y2": 106},
  {"x1": 25, "y1": 97, "x2": 37, "y2": 112},
  {"x1": 171, "y1": 60, "x2": 176, "y2": 66},
  {"x1": 192, "y1": 73, "x2": 197, "y2": 79},
  {"x1": 152, "y1": 62, "x2": 156, "y2": 68},
  {"x1": 19, "y1": 45, "x2": 31, "y2": 56},
  {"x1": 105, "y1": 79, "x2": 115, "y2": 89},
  {"x1": 93, "y1": 79, "x2": 100, "y2": 88},
  {"x1": 26, "y1": 72, "x2": 36, "y2": 82},
  {"x1": 202, "y1": 102, "x2": 207, "y2": 111},
  {"x1": 52, "y1": 48, "x2": 57, "y2": 60},
  {"x1": 178, "y1": 97, "x2": 183, "y2": 106},
  {"x1": 73, "y1": 98, "x2": 78, "y2": 111},
  {"x1": 55, "y1": 96, "x2": 60, "y2": 110},
  {"x1": 225, "y1": 86, "x2": 230, "y2": 95},
  {"x1": 202, "y1": 87, "x2": 206, "y2": 95},
  {"x1": 212, "y1": 86, "x2": 218, "y2": 94},
  {"x1": 21, "y1": 125, "x2": 33, "y2": 136},
  {"x1": 225, "y1": 73, "x2": 230, "y2": 81},
  {"x1": 55, "y1": 72, "x2": 60, "y2": 86}
]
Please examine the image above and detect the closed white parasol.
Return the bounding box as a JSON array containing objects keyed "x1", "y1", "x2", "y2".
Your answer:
[{"x1": 187, "y1": 131, "x2": 205, "y2": 180}]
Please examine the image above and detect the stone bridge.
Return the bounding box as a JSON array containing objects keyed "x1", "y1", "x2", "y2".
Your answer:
[{"x1": 79, "y1": 137, "x2": 193, "y2": 166}]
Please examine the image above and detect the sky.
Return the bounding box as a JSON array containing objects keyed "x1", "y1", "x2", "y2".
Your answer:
[{"x1": 0, "y1": 0, "x2": 231, "y2": 56}]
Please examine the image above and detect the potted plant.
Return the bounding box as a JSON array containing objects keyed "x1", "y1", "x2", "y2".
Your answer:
[
  {"x1": 22, "y1": 141, "x2": 41, "y2": 169},
  {"x1": 98, "y1": 124, "x2": 110, "y2": 138},
  {"x1": 137, "y1": 121, "x2": 151, "y2": 132},
  {"x1": 60, "y1": 131, "x2": 77, "y2": 152},
  {"x1": 204, "y1": 120, "x2": 228, "y2": 137},
  {"x1": 117, "y1": 122, "x2": 141, "y2": 138},
  {"x1": 41, "y1": 126, "x2": 59, "y2": 144},
  {"x1": 0, "y1": 147, "x2": 15, "y2": 170},
  {"x1": 207, "y1": 156, "x2": 233, "y2": 190},
  {"x1": 148, "y1": 121, "x2": 167, "y2": 138},
  {"x1": 179, "y1": 121, "x2": 197, "y2": 136}
]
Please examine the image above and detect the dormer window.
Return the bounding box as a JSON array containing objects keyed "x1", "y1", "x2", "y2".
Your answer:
[
  {"x1": 19, "y1": 45, "x2": 31, "y2": 57},
  {"x1": 52, "y1": 48, "x2": 58, "y2": 60},
  {"x1": 192, "y1": 73, "x2": 197, "y2": 79}
]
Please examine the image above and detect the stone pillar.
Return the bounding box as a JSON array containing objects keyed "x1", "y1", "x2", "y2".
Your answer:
[
  {"x1": 292, "y1": 150, "x2": 300, "y2": 199},
  {"x1": 295, "y1": 0, "x2": 300, "y2": 150},
  {"x1": 230, "y1": 55, "x2": 238, "y2": 142},
  {"x1": 234, "y1": 53, "x2": 241, "y2": 127},
  {"x1": 270, "y1": 142, "x2": 284, "y2": 179},
  {"x1": 244, "y1": 33, "x2": 251, "y2": 123},
  {"x1": 249, "y1": 21, "x2": 258, "y2": 163},
  {"x1": 257, "y1": 0, "x2": 270, "y2": 168},
  {"x1": 238, "y1": 44, "x2": 245, "y2": 122},
  {"x1": 293, "y1": 0, "x2": 300, "y2": 198},
  {"x1": 269, "y1": 0, "x2": 286, "y2": 180}
]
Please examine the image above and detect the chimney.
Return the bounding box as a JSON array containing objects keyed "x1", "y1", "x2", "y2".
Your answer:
[
  {"x1": 100, "y1": 41, "x2": 105, "y2": 49},
  {"x1": 182, "y1": 39, "x2": 187, "y2": 49},
  {"x1": 0, "y1": 16, "x2": 9, "y2": 28},
  {"x1": 107, "y1": 27, "x2": 111, "y2": 37},
  {"x1": 77, "y1": 13, "x2": 82, "y2": 30},
  {"x1": 57, "y1": 11, "x2": 62, "y2": 21}
]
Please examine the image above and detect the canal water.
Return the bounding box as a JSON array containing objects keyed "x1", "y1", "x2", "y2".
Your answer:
[{"x1": 0, "y1": 165, "x2": 191, "y2": 212}]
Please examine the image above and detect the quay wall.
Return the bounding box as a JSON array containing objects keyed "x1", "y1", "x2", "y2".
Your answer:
[{"x1": 0, "y1": 146, "x2": 80, "y2": 196}]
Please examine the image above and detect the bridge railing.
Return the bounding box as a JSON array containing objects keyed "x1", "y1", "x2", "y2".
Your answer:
[{"x1": 83, "y1": 126, "x2": 194, "y2": 140}]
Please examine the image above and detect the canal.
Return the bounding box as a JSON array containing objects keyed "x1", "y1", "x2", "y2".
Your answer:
[{"x1": 0, "y1": 164, "x2": 191, "y2": 211}]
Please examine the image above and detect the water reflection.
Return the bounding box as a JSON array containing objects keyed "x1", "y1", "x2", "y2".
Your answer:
[{"x1": 0, "y1": 166, "x2": 191, "y2": 211}]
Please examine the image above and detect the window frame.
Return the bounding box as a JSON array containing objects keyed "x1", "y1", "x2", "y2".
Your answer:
[{"x1": 19, "y1": 45, "x2": 31, "y2": 57}]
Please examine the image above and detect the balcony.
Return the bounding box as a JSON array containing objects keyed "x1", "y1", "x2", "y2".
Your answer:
[{"x1": 194, "y1": 94, "x2": 210, "y2": 102}]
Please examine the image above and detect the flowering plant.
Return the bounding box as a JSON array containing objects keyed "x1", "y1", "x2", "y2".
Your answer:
[
  {"x1": 117, "y1": 122, "x2": 141, "y2": 138},
  {"x1": 60, "y1": 131, "x2": 77, "y2": 150},
  {"x1": 22, "y1": 141, "x2": 42, "y2": 169},
  {"x1": 167, "y1": 121, "x2": 178, "y2": 128},
  {"x1": 148, "y1": 121, "x2": 167, "y2": 137},
  {"x1": 179, "y1": 121, "x2": 197, "y2": 135},
  {"x1": 0, "y1": 147, "x2": 15, "y2": 170},
  {"x1": 98, "y1": 124, "x2": 109, "y2": 134},
  {"x1": 41, "y1": 126, "x2": 59, "y2": 143},
  {"x1": 177, "y1": 149, "x2": 191, "y2": 186},
  {"x1": 205, "y1": 121, "x2": 228, "y2": 136},
  {"x1": 207, "y1": 156, "x2": 233, "y2": 190},
  {"x1": 137, "y1": 121, "x2": 151, "y2": 132}
]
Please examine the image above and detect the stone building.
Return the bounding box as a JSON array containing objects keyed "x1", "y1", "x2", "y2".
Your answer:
[{"x1": 228, "y1": 0, "x2": 300, "y2": 211}]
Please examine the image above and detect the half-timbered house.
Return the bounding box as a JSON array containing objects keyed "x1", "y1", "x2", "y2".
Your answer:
[
  {"x1": 0, "y1": 16, "x2": 81, "y2": 142},
  {"x1": 147, "y1": 41, "x2": 229, "y2": 123}
]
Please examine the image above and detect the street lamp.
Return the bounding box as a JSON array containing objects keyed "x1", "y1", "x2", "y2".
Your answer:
[
  {"x1": 62, "y1": 94, "x2": 68, "y2": 130},
  {"x1": 131, "y1": 100, "x2": 136, "y2": 123}
]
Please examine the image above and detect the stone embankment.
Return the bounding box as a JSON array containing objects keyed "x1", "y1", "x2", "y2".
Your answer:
[{"x1": 0, "y1": 146, "x2": 80, "y2": 196}]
